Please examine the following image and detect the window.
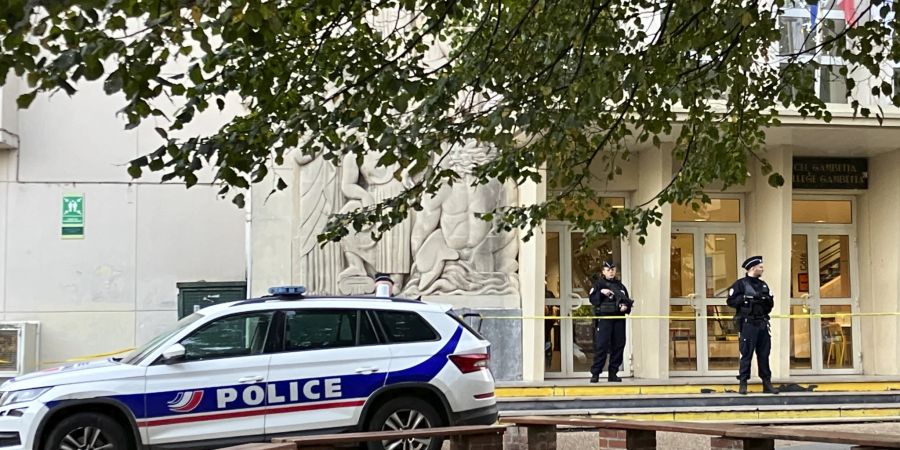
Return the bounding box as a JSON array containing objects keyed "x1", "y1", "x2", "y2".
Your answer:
[
  {"x1": 180, "y1": 312, "x2": 275, "y2": 362},
  {"x1": 780, "y1": 16, "x2": 814, "y2": 55},
  {"x1": 778, "y1": 1, "x2": 850, "y2": 104},
  {"x1": 671, "y1": 198, "x2": 741, "y2": 222},
  {"x1": 550, "y1": 197, "x2": 625, "y2": 221},
  {"x1": 377, "y1": 311, "x2": 438, "y2": 343},
  {"x1": 283, "y1": 309, "x2": 378, "y2": 351},
  {"x1": 895, "y1": 67, "x2": 900, "y2": 101},
  {"x1": 125, "y1": 313, "x2": 204, "y2": 365},
  {"x1": 792, "y1": 199, "x2": 852, "y2": 224}
]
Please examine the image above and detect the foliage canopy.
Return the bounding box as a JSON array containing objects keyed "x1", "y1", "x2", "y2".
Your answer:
[{"x1": 0, "y1": 0, "x2": 896, "y2": 243}]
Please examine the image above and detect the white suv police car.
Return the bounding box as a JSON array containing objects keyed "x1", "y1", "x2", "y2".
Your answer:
[{"x1": 0, "y1": 287, "x2": 497, "y2": 450}]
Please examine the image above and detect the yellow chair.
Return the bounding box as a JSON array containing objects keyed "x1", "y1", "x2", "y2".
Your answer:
[{"x1": 823, "y1": 322, "x2": 847, "y2": 367}]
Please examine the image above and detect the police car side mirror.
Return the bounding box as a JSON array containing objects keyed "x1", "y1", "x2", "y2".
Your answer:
[{"x1": 161, "y1": 343, "x2": 186, "y2": 364}]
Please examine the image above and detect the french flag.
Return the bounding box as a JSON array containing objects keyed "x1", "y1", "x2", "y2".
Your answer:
[{"x1": 843, "y1": 0, "x2": 856, "y2": 26}]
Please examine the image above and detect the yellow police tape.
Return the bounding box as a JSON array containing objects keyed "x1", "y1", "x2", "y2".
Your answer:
[
  {"x1": 475, "y1": 312, "x2": 900, "y2": 320},
  {"x1": 44, "y1": 347, "x2": 135, "y2": 365},
  {"x1": 39, "y1": 312, "x2": 900, "y2": 365}
]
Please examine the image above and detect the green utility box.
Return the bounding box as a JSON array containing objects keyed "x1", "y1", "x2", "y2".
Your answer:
[{"x1": 177, "y1": 281, "x2": 248, "y2": 319}]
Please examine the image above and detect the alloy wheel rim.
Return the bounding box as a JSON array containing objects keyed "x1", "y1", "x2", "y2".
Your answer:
[
  {"x1": 380, "y1": 409, "x2": 433, "y2": 450},
  {"x1": 59, "y1": 426, "x2": 115, "y2": 450}
]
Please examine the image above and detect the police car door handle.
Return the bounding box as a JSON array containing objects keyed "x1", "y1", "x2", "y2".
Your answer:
[
  {"x1": 238, "y1": 375, "x2": 264, "y2": 384},
  {"x1": 354, "y1": 367, "x2": 379, "y2": 374}
]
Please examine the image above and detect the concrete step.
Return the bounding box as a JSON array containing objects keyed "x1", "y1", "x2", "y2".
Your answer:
[
  {"x1": 499, "y1": 391, "x2": 900, "y2": 411},
  {"x1": 496, "y1": 379, "x2": 900, "y2": 398},
  {"x1": 497, "y1": 383, "x2": 900, "y2": 423},
  {"x1": 498, "y1": 403, "x2": 900, "y2": 424}
]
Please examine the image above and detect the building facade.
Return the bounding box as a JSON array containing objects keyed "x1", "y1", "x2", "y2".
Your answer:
[
  {"x1": 0, "y1": 0, "x2": 898, "y2": 385},
  {"x1": 0, "y1": 75, "x2": 247, "y2": 372},
  {"x1": 251, "y1": 114, "x2": 900, "y2": 383},
  {"x1": 251, "y1": 0, "x2": 900, "y2": 381}
]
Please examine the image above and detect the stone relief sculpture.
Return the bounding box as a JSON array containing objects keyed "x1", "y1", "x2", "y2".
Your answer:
[
  {"x1": 293, "y1": 152, "x2": 344, "y2": 294},
  {"x1": 402, "y1": 142, "x2": 519, "y2": 296},
  {"x1": 293, "y1": 144, "x2": 518, "y2": 297},
  {"x1": 336, "y1": 152, "x2": 412, "y2": 295},
  {"x1": 292, "y1": 11, "x2": 517, "y2": 296}
]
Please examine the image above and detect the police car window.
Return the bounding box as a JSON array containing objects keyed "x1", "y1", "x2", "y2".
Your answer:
[
  {"x1": 284, "y1": 309, "x2": 377, "y2": 351},
  {"x1": 180, "y1": 312, "x2": 275, "y2": 362},
  {"x1": 376, "y1": 311, "x2": 438, "y2": 343},
  {"x1": 122, "y1": 312, "x2": 204, "y2": 365}
]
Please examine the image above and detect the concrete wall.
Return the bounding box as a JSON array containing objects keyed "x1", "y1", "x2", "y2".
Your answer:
[
  {"x1": 629, "y1": 145, "x2": 673, "y2": 379},
  {"x1": 745, "y1": 147, "x2": 793, "y2": 379},
  {"x1": 1, "y1": 81, "x2": 247, "y2": 368},
  {"x1": 859, "y1": 149, "x2": 900, "y2": 374}
]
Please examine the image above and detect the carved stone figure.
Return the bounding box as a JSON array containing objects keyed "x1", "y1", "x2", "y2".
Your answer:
[
  {"x1": 337, "y1": 152, "x2": 412, "y2": 295},
  {"x1": 404, "y1": 142, "x2": 519, "y2": 296},
  {"x1": 293, "y1": 152, "x2": 344, "y2": 294}
]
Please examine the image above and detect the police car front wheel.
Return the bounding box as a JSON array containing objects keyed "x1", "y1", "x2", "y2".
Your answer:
[
  {"x1": 43, "y1": 412, "x2": 130, "y2": 450},
  {"x1": 366, "y1": 397, "x2": 444, "y2": 450}
]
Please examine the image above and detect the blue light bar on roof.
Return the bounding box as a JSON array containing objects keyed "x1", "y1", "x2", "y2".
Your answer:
[{"x1": 268, "y1": 286, "x2": 307, "y2": 296}]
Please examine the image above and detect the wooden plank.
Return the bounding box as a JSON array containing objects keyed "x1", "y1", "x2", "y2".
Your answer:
[
  {"x1": 273, "y1": 425, "x2": 506, "y2": 445},
  {"x1": 501, "y1": 416, "x2": 734, "y2": 436},
  {"x1": 723, "y1": 427, "x2": 900, "y2": 448},
  {"x1": 501, "y1": 416, "x2": 900, "y2": 448},
  {"x1": 502, "y1": 416, "x2": 900, "y2": 448},
  {"x1": 217, "y1": 443, "x2": 297, "y2": 450}
]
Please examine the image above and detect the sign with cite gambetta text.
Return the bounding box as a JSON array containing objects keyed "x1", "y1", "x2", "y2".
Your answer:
[{"x1": 792, "y1": 157, "x2": 868, "y2": 190}]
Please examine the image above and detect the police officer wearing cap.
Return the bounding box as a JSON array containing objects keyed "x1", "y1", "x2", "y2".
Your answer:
[
  {"x1": 589, "y1": 260, "x2": 633, "y2": 383},
  {"x1": 727, "y1": 256, "x2": 779, "y2": 395}
]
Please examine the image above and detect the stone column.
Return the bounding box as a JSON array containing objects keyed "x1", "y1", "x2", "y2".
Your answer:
[
  {"x1": 519, "y1": 174, "x2": 547, "y2": 381},
  {"x1": 859, "y1": 149, "x2": 900, "y2": 374},
  {"x1": 249, "y1": 165, "x2": 294, "y2": 297},
  {"x1": 631, "y1": 145, "x2": 673, "y2": 379},
  {"x1": 745, "y1": 146, "x2": 792, "y2": 379}
]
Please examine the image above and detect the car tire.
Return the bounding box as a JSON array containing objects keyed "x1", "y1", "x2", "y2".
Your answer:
[
  {"x1": 366, "y1": 397, "x2": 444, "y2": 450},
  {"x1": 43, "y1": 412, "x2": 131, "y2": 450}
]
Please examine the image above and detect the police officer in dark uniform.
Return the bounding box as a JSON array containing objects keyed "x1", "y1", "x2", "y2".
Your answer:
[
  {"x1": 589, "y1": 260, "x2": 633, "y2": 383},
  {"x1": 727, "y1": 255, "x2": 779, "y2": 395}
]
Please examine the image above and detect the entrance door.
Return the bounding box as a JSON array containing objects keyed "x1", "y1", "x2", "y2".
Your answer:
[
  {"x1": 544, "y1": 224, "x2": 630, "y2": 378},
  {"x1": 669, "y1": 227, "x2": 743, "y2": 376},
  {"x1": 790, "y1": 228, "x2": 860, "y2": 374}
]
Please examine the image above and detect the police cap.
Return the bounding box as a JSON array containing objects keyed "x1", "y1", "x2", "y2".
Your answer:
[{"x1": 742, "y1": 256, "x2": 763, "y2": 271}]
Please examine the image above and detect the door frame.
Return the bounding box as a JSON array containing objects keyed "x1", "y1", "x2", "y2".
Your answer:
[
  {"x1": 669, "y1": 224, "x2": 746, "y2": 376},
  {"x1": 790, "y1": 214, "x2": 861, "y2": 375},
  {"x1": 544, "y1": 222, "x2": 632, "y2": 378}
]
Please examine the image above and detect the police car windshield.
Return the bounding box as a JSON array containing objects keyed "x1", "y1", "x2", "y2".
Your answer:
[{"x1": 121, "y1": 313, "x2": 204, "y2": 365}]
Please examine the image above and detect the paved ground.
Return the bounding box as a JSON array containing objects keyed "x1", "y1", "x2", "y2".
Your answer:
[
  {"x1": 549, "y1": 421, "x2": 900, "y2": 449},
  {"x1": 439, "y1": 421, "x2": 900, "y2": 449}
]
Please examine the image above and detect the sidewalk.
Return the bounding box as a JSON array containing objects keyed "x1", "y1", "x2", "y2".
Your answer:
[{"x1": 534, "y1": 422, "x2": 900, "y2": 449}]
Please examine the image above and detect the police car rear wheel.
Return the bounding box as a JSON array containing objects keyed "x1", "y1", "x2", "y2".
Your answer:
[
  {"x1": 367, "y1": 397, "x2": 443, "y2": 450},
  {"x1": 44, "y1": 412, "x2": 129, "y2": 450}
]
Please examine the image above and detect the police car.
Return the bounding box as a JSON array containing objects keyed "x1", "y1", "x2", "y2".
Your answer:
[{"x1": 0, "y1": 287, "x2": 497, "y2": 450}]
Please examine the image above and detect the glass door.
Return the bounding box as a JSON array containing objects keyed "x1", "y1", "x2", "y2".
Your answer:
[
  {"x1": 790, "y1": 198, "x2": 859, "y2": 374},
  {"x1": 545, "y1": 223, "x2": 629, "y2": 378},
  {"x1": 670, "y1": 226, "x2": 743, "y2": 376},
  {"x1": 790, "y1": 229, "x2": 859, "y2": 374}
]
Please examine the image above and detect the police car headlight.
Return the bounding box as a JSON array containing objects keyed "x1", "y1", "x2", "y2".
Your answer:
[{"x1": 0, "y1": 388, "x2": 50, "y2": 407}]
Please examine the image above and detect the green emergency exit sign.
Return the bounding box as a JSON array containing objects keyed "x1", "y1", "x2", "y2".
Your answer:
[{"x1": 61, "y1": 194, "x2": 84, "y2": 239}]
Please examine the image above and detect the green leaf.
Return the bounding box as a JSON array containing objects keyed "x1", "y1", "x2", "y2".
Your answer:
[
  {"x1": 16, "y1": 91, "x2": 37, "y2": 108},
  {"x1": 103, "y1": 72, "x2": 123, "y2": 94},
  {"x1": 127, "y1": 164, "x2": 142, "y2": 178},
  {"x1": 84, "y1": 58, "x2": 104, "y2": 81},
  {"x1": 232, "y1": 193, "x2": 246, "y2": 208},
  {"x1": 768, "y1": 173, "x2": 785, "y2": 188}
]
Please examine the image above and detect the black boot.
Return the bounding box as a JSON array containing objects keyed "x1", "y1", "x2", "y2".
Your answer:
[
  {"x1": 738, "y1": 380, "x2": 748, "y2": 395},
  {"x1": 590, "y1": 374, "x2": 599, "y2": 383},
  {"x1": 608, "y1": 374, "x2": 622, "y2": 382},
  {"x1": 762, "y1": 380, "x2": 779, "y2": 394}
]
